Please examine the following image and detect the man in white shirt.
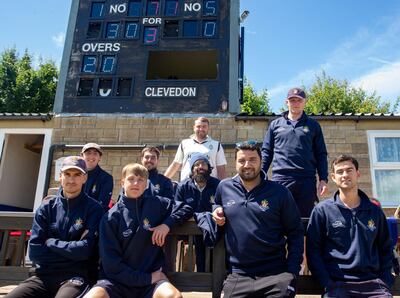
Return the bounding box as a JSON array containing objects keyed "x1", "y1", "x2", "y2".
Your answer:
[{"x1": 164, "y1": 117, "x2": 227, "y2": 181}]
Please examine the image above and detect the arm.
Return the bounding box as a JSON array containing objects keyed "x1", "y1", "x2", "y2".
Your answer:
[
  {"x1": 281, "y1": 190, "x2": 304, "y2": 276},
  {"x1": 46, "y1": 203, "x2": 103, "y2": 261},
  {"x1": 164, "y1": 161, "x2": 181, "y2": 179},
  {"x1": 29, "y1": 204, "x2": 69, "y2": 264},
  {"x1": 216, "y1": 165, "x2": 226, "y2": 180},
  {"x1": 261, "y1": 124, "x2": 274, "y2": 172},
  {"x1": 313, "y1": 123, "x2": 328, "y2": 183},
  {"x1": 100, "y1": 216, "x2": 152, "y2": 287},
  {"x1": 376, "y1": 210, "x2": 395, "y2": 287},
  {"x1": 306, "y1": 207, "x2": 333, "y2": 288},
  {"x1": 98, "y1": 174, "x2": 114, "y2": 212},
  {"x1": 212, "y1": 184, "x2": 225, "y2": 226},
  {"x1": 163, "y1": 184, "x2": 194, "y2": 227}
]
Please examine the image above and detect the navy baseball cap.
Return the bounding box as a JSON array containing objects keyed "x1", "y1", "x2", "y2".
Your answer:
[
  {"x1": 286, "y1": 87, "x2": 306, "y2": 100},
  {"x1": 61, "y1": 156, "x2": 87, "y2": 174}
]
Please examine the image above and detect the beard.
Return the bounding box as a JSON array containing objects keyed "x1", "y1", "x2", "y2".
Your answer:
[{"x1": 193, "y1": 171, "x2": 210, "y2": 184}]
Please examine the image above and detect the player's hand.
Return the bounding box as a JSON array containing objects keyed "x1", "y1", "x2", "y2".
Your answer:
[
  {"x1": 212, "y1": 207, "x2": 225, "y2": 226},
  {"x1": 149, "y1": 224, "x2": 170, "y2": 247},
  {"x1": 318, "y1": 180, "x2": 328, "y2": 196},
  {"x1": 151, "y1": 270, "x2": 168, "y2": 284}
]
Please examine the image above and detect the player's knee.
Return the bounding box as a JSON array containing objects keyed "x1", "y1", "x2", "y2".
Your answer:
[
  {"x1": 83, "y1": 286, "x2": 109, "y2": 298},
  {"x1": 154, "y1": 284, "x2": 182, "y2": 298}
]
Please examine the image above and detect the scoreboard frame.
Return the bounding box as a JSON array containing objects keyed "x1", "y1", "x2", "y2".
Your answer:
[{"x1": 54, "y1": 0, "x2": 240, "y2": 114}]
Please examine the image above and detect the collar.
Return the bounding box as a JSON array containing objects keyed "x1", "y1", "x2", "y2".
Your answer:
[
  {"x1": 148, "y1": 168, "x2": 159, "y2": 178},
  {"x1": 232, "y1": 170, "x2": 268, "y2": 188},
  {"x1": 282, "y1": 111, "x2": 308, "y2": 123},
  {"x1": 333, "y1": 189, "x2": 373, "y2": 211},
  {"x1": 87, "y1": 164, "x2": 101, "y2": 175},
  {"x1": 121, "y1": 194, "x2": 145, "y2": 210},
  {"x1": 60, "y1": 190, "x2": 86, "y2": 209},
  {"x1": 189, "y1": 134, "x2": 210, "y2": 144}
]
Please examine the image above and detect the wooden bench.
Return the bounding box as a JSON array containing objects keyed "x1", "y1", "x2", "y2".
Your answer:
[{"x1": 0, "y1": 212, "x2": 399, "y2": 297}]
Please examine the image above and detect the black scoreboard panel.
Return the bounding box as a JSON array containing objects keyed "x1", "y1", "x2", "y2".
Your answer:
[{"x1": 59, "y1": 0, "x2": 237, "y2": 113}]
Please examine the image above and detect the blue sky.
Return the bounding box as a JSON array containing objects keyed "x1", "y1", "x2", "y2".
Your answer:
[{"x1": 1, "y1": 1, "x2": 400, "y2": 112}]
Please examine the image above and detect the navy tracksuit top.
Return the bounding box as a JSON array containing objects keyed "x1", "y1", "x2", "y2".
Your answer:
[
  {"x1": 262, "y1": 111, "x2": 328, "y2": 181},
  {"x1": 148, "y1": 169, "x2": 174, "y2": 199},
  {"x1": 306, "y1": 190, "x2": 394, "y2": 288},
  {"x1": 214, "y1": 172, "x2": 304, "y2": 276},
  {"x1": 99, "y1": 194, "x2": 180, "y2": 287},
  {"x1": 84, "y1": 165, "x2": 113, "y2": 212},
  {"x1": 173, "y1": 176, "x2": 220, "y2": 225},
  {"x1": 29, "y1": 191, "x2": 103, "y2": 276}
]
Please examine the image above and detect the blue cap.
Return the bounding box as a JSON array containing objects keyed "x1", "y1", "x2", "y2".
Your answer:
[
  {"x1": 61, "y1": 156, "x2": 87, "y2": 174},
  {"x1": 189, "y1": 153, "x2": 210, "y2": 170}
]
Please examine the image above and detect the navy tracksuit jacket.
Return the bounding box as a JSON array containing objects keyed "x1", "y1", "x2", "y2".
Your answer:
[
  {"x1": 84, "y1": 165, "x2": 113, "y2": 212},
  {"x1": 29, "y1": 191, "x2": 103, "y2": 277},
  {"x1": 214, "y1": 172, "x2": 304, "y2": 276},
  {"x1": 148, "y1": 169, "x2": 174, "y2": 199},
  {"x1": 99, "y1": 194, "x2": 181, "y2": 287},
  {"x1": 306, "y1": 190, "x2": 394, "y2": 288},
  {"x1": 262, "y1": 111, "x2": 328, "y2": 181}
]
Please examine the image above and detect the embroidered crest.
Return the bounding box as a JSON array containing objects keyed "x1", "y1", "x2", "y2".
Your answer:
[
  {"x1": 293, "y1": 89, "x2": 298, "y2": 94},
  {"x1": 91, "y1": 184, "x2": 97, "y2": 194},
  {"x1": 332, "y1": 220, "x2": 344, "y2": 228},
  {"x1": 154, "y1": 184, "x2": 161, "y2": 192},
  {"x1": 143, "y1": 218, "x2": 151, "y2": 230},
  {"x1": 74, "y1": 218, "x2": 83, "y2": 229},
  {"x1": 226, "y1": 200, "x2": 236, "y2": 207},
  {"x1": 209, "y1": 195, "x2": 215, "y2": 204},
  {"x1": 367, "y1": 219, "x2": 376, "y2": 231},
  {"x1": 260, "y1": 199, "x2": 269, "y2": 210},
  {"x1": 123, "y1": 228, "x2": 133, "y2": 237},
  {"x1": 303, "y1": 126, "x2": 310, "y2": 133}
]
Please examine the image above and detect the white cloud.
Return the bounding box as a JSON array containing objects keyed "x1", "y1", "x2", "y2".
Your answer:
[
  {"x1": 52, "y1": 32, "x2": 65, "y2": 48},
  {"x1": 267, "y1": 14, "x2": 400, "y2": 111},
  {"x1": 351, "y1": 61, "x2": 400, "y2": 101}
]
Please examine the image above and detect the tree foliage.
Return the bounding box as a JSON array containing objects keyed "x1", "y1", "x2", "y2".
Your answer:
[
  {"x1": 0, "y1": 48, "x2": 58, "y2": 113},
  {"x1": 241, "y1": 78, "x2": 271, "y2": 115},
  {"x1": 304, "y1": 72, "x2": 394, "y2": 114}
]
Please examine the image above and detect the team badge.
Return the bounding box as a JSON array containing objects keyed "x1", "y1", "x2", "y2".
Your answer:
[
  {"x1": 123, "y1": 228, "x2": 133, "y2": 237},
  {"x1": 293, "y1": 89, "x2": 298, "y2": 94},
  {"x1": 303, "y1": 126, "x2": 310, "y2": 133},
  {"x1": 367, "y1": 219, "x2": 376, "y2": 231},
  {"x1": 332, "y1": 220, "x2": 344, "y2": 228},
  {"x1": 91, "y1": 184, "x2": 97, "y2": 194},
  {"x1": 209, "y1": 195, "x2": 215, "y2": 204},
  {"x1": 143, "y1": 218, "x2": 151, "y2": 230},
  {"x1": 74, "y1": 218, "x2": 83, "y2": 229},
  {"x1": 226, "y1": 200, "x2": 236, "y2": 207},
  {"x1": 260, "y1": 199, "x2": 269, "y2": 210},
  {"x1": 154, "y1": 184, "x2": 160, "y2": 192}
]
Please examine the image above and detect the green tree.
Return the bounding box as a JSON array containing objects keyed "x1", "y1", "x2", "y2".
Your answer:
[
  {"x1": 305, "y1": 72, "x2": 394, "y2": 114},
  {"x1": 241, "y1": 78, "x2": 271, "y2": 115},
  {"x1": 0, "y1": 48, "x2": 58, "y2": 113}
]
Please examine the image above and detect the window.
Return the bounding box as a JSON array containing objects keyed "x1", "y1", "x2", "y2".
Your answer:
[
  {"x1": 143, "y1": 27, "x2": 159, "y2": 44},
  {"x1": 163, "y1": 20, "x2": 179, "y2": 37},
  {"x1": 203, "y1": 0, "x2": 217, "y2": 16},
  {"x1": 82, "y1": 55, "x2": 97, "y2": 73},
  {"x1": 125, "y1": 22, "x2": 139, "y2": 38},
  {"x1": 105, "y1": 22, "x2": 120, "y2": 39},
  {"x1": 183, "y1": 20, "x2": 198, "y2": 37},
  {"x1": 165, "y1": 0, "x2": 179, "y2": 16},
  {"x1": 146, "y1": 0, "x2": 160, "y2": 16},
  {"x1": 367, "y1": 130, "x2": 400, "y2": 206},
  {"x1": 128, "y1": 0, "x2": 142, "y2": 17},
  {"x1": 101, "y1": 56, "x2": 117, "y2": 73},
  {"x1": 87, "y1": 22, "x2": 102, "y2": 39},
  {"x1": 77, "y1": 79, "x2": 94, "y2": 96}
]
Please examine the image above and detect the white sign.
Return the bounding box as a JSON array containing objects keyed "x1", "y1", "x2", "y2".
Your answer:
[
  {"x1": 82, "y1": 43, "x2": 121, "y2": 53},
  {"x1": 145, "y1": 87, "x2": 197, "y2": 97}
]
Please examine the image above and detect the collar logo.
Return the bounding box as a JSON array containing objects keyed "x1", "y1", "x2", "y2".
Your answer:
[
  {"x1": 123, "y1": 228, "x2": 132, "y2": 237},
  {"x1": 260, "y1": 199, "x2": 269, "y2": 210},
  {"x1": 303, "y1": 126, "x2": 310, "y2": 133},
  {"x1": 154, "y1": 184, "x2": 160, "y2": 191},
  {"x1": 209, "y1": 195, "x2": 215, "y2": 204},
  {"x1": 226, "y1": 199, "x2": 236, "y2": 207},
  {"x1": 143, "y1": 218, "x2": 151, "y2": 230},
  {"x1": 332, "y1": 220, "x2": 344, "y2": 228},
  {"x1": 367, "y1": 219, "x2": 376, "y2": 231},
  {"x1": 74, "y1": 218, "x2": 83, "y2": 229},
  {"x1": 91, "y1": 184, "x2": 97, "y2": 193}
]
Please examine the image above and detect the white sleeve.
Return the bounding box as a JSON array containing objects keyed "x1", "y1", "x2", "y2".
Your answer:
[
  {"x1": 216, "y1": 143, "x2": 227, "y2": 166},
  {"x1": 173, "y1": 142, "x2": 184, "y2": 164}
]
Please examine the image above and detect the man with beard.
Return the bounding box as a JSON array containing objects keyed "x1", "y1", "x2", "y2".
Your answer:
[
  {"x1": 81, "y1": 143, "x2": 114, "y2": 212},
  {"x1": 212, "y1": 141, "x2": 303, "y2": 298},
  {"x1": 141, "y1": 147, "x2": 174, "y2": 199},
  {"x1": 306, "y1": 155, "x2": 393, "y2": 297},
  {"x1": 164, "y1": 117, "x2": 227, "y2": 181},
  {"x1": 171, "y1": 153, "x2": 220, "y2": 272}
]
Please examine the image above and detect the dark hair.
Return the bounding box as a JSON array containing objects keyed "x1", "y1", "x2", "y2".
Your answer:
[
  {"x1": 235, "y1": 140, "x2": 261, "y2": 159},
  {"x1": 331, "y1": 155, "x2": 359, "y2": 172},
  {"x1": 141, "y1": 146, "x2": 160, "y2": 159}
]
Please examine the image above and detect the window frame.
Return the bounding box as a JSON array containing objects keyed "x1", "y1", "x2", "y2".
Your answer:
[{"x1": 367, "y1": 130, "x2": 400, "y2": 206}]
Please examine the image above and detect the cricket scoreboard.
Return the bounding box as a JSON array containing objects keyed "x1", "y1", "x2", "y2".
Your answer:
[{"x1": 54, "y1": 0, "x2": 241, "y2": 113}]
